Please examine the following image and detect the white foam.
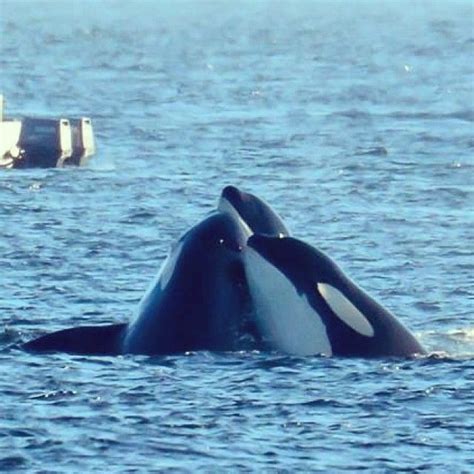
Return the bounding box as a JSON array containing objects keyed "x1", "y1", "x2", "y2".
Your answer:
[
  {"x1": 244, "y1": 248, "x2": 332, "y2": 356},
  {"x1": 317, "y1": 283, "x2": 374, "y2": 337}
]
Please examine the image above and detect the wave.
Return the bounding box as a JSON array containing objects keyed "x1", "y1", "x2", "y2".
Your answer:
[{"x1": 419, "y1": 327, "x2": 474, "y2": 360}]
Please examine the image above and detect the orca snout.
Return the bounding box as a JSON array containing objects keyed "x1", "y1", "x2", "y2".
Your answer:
[
  {"x1": 221, "y1": 185, "x2": 244, "y2": 204},
  {"x1": 220, "y1": 185, "x2": 254, "y2": 212}
]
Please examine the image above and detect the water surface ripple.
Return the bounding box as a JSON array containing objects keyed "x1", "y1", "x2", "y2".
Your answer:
[{"x1": 1, "y1": 1, "x2": 473, "y2": 471}]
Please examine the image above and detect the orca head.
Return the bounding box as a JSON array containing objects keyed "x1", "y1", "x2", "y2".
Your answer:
[
  {"x1": 123, "y1": 212, "x2": 249, "y2": 355},
  {"x1": 157, "y1": 212, "x2": 246, "y2": 286},
  {"x1": 245, "y1": 235, "x2": 400, "y2": 356},
  {"x1": 249, "y1": 235, "x2": 428, "y2": 358},
  {"x1": 218, "y1": 185, "x2": 290, "y2": 237}
]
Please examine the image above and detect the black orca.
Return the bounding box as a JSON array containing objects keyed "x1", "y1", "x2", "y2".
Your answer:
[
  {"x1": 244, "y1": 235, "x2": 426, "y2": 358},
  {"x1": 24, "y1": 212, "x2": 252, "y2": 355},
  {"x1": 218, "y1": 185, "x2": 290, "y2": 237}
]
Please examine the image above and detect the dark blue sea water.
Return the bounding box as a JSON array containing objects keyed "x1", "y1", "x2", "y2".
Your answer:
[{"x1": 1, "y1": 0, "x2": 473, "y2": 471}]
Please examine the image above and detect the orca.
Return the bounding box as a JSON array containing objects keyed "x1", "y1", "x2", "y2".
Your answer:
[
  {"x1": 218, "y1": 185, "x2": 290, "y2": 237},
  {"x1": 244, "y1": 235, "x2": 426, "y2": 358},
  {"x1": 24, "y1": 212, "x2": 254, "y2": 355}
]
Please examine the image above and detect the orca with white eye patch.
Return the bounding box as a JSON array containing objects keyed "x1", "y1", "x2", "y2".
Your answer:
[{"x1": 244, "y1": 235, "x2": 426, "y2": 358}]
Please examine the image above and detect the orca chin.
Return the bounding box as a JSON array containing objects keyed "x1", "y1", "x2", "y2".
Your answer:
[{"x1": 244, "y1": 235, "x2": 426, "y2": 358}]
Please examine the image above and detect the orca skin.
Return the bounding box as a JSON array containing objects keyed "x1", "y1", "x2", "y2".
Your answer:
[
  {"x1": 24, "y1": 186, "x2": 426, "y2": 359},
  {"x1": 23, "y1": 324, "x2": 127, "y2": 355},
  {"x1": 218, "y1": 185, "x2": 290, "y2": 237},
  {"x1": 24, "y1": 212, "x2": 254, "y2": 356},
  {"x1": 244, "y1": 235, "x2": 426, "y2": 358},
  {"x1": 122, "y1": 212, "x2": 252, "y2": 354}
]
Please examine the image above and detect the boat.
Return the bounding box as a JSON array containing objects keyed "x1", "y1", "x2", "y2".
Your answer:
[{"x1": 0, "y1": 95, "x2": 96, "y2": 169}]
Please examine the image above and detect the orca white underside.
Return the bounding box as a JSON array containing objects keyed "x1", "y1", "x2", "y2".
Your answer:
[
  {"x1": 244, "y1": 247, "x2": 333, "y2": 356},
  {"x1": 159, "y1": 241, "x2": 185, "y2": 290},
  {"x1": 124, "y1": 241, "x2": 185, "y2": 339}
]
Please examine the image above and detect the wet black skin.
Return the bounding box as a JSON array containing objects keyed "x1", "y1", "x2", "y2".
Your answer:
[{"x1": 24, "y1": 213, "x2": 254, "y2": 356}]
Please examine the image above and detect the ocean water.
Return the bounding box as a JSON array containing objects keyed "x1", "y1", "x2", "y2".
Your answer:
[{"x1": 1, "y1": 0, "x2": 473, "y2": 471}]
